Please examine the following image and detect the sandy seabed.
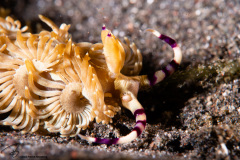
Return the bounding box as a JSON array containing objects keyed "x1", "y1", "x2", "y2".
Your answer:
[{"x1": 0, "y1": 0, "x2": 240, "y2": 159}]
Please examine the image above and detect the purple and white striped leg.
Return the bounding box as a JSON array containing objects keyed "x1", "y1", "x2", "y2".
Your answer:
[
  {"x1": 144, "y1": 29, "x2": 182, "y2": 87},
  {"x1": 78, "y1": 94, "x2": 146, "y2": 145}
]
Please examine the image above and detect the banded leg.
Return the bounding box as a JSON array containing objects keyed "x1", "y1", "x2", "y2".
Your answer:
[
  {"x1": 78, "y1": 92, "x2": 146, "y2": 145},
  {"x1": 141, "y1": 29, "x2": 182, "y2": 87}
]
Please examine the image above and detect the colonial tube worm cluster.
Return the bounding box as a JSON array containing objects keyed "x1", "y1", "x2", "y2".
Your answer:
[{"x1": 0, "y1": 15, "x2": 182, "y2": 144}]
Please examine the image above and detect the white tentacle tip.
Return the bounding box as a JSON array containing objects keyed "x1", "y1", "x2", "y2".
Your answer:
[{"x1": 145, "y1": 29, "x2": 161, "y2": 37}]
